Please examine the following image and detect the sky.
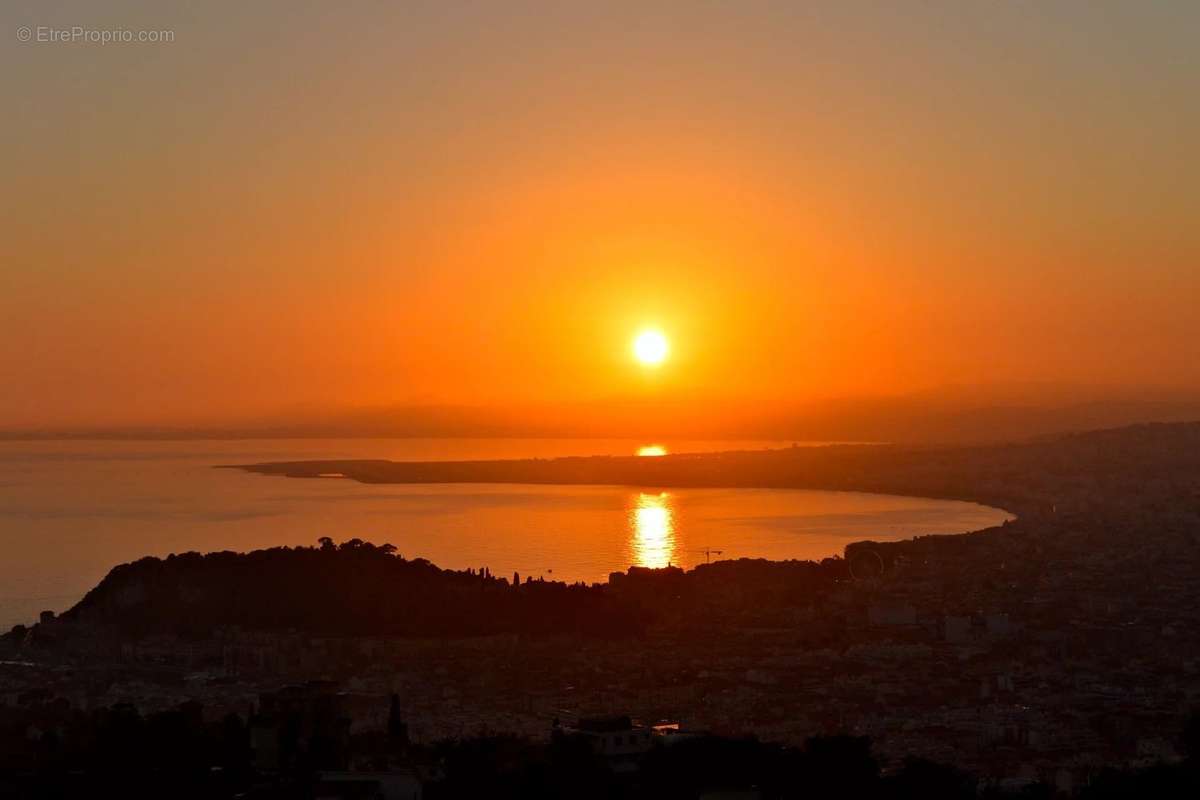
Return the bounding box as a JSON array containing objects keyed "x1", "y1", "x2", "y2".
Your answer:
[{"x1": 2, "y1": 1, "x2": 1198, "y2": 430}]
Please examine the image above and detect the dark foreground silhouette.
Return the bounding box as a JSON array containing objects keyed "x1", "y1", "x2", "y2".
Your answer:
[{"x1": 2, "y1": 692, "x2": 1197, "y2": 799}]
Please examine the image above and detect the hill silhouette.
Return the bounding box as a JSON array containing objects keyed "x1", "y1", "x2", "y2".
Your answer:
[
  {"x1": 42, "y1": 540, "x2": 847, "y2": 641},
  {"x1": 54, "y1": 539, "x2": 639, "y2": 639}
]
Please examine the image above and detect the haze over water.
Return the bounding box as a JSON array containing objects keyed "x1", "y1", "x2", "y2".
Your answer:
[{"x1": 0, "y1": 438, "x2": 1011, "y2": 630}]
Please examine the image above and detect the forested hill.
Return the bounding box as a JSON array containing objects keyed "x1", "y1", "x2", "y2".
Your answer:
[
  {"x1": 38, "y1": 541, "x2": 845, "y2": 640},
  {"x1": 51, "y1": 541, "x2": 634, "y2": 638}
]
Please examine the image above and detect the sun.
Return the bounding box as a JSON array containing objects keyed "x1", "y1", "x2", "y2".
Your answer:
[{"x1": 632, "y1": 329, "x2": 669, "y2": 366}]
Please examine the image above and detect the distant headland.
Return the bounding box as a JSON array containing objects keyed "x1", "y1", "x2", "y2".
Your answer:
[{"x1": 228, "y1": 422, "x2": 1200, "y2": 519}]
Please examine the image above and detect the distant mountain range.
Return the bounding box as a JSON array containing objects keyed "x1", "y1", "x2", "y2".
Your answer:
[{"x1": 5, "y1": 391, "x2": 1200, "y2": 445}]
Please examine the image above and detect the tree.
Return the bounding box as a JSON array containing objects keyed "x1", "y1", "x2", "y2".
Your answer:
[{"x1": 387, "y1": 693, "x2": 408, "y2": 743}]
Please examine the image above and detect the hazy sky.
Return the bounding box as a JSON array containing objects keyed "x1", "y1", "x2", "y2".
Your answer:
[{"x1": 3, "y1": 1, "x2": 1198, "y2": 428}]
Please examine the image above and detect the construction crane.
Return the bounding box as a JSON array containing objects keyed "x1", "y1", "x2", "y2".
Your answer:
[{"x1": 694, "y1": 548, "x2": 725, "y2": 563}]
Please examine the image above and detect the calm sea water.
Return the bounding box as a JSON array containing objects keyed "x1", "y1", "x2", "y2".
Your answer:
[{"x1": 0, "y1": 439, "x2": 1012, "y2": 629}]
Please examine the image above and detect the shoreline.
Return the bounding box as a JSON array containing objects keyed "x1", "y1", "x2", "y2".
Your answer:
[{"x1": 222, "y1": 441, "x2": 1029, "y2": 521}]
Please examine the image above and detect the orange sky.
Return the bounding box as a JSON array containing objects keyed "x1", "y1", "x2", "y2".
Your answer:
[{"x1": 2, "y1": 1, "x2": 1198, "y2": 429}]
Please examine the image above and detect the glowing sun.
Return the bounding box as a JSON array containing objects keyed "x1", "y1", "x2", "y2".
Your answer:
[{"x1": 632, "y1": 329, "x2": 669, "y2": 366}]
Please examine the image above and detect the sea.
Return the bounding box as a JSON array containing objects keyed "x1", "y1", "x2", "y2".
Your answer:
[{"x1": 0, "y1": 438, "x2": 1013, "y2": 629}]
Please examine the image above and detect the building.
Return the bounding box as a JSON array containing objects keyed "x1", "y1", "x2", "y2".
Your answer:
[
  {"x1": 251, "y1": 680, "x2": 352, "y2": 772},
  {"x1": 562, "y1": 715, "x2": 653, "y2": 758},
  {"x1": 314, "y1": 770, "x2": 422, "y2": 800}
]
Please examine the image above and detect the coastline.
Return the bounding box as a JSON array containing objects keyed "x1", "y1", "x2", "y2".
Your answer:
[{"x1": 222, "y1": 441, "x2": 1029, "y2": 520}]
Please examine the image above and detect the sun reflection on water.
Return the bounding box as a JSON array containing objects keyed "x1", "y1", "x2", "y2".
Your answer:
[
  {"x1": 636, "y1": 445, "x2": 667, "y2": 457},
  {"x1": 631, "y1": 491, "x2": 675, "y2": 569}
]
